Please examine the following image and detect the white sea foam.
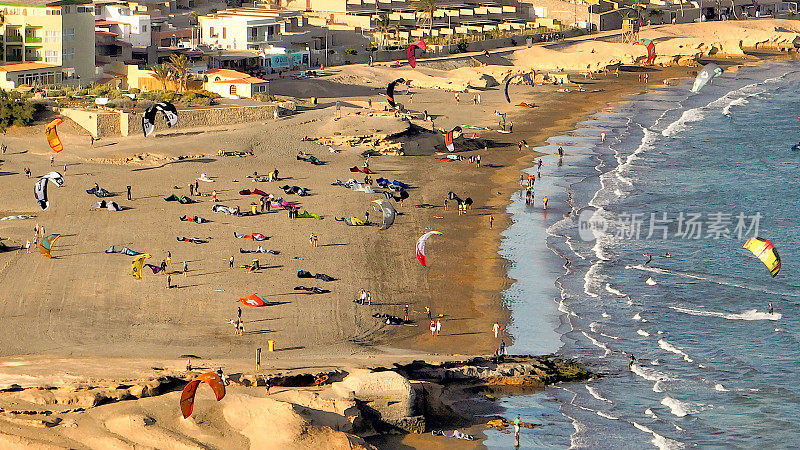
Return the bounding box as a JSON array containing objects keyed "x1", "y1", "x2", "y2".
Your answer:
[
  {"x1": 645, "y1": 277, "x2": 657, "y2": 285},
  {"x1": 627, "y1": 264, "x2": 800, "y2": 297},
  {"x1": 653, "y1": 380, "x2": 665, "y2": 393},
  {"x1": 601, "y1": 312, "x2": 610, "y2": 318},
  {"x1": 644, "y1": 408, "x2": 657, "y2": 418},
  {"x1": 637, "y1": 329, "x2": 651, "y2": 337},
  {"x1": 659, "y1": 339, "x2": 694, "y2": 363},
  {"x1": 631, "y1": 364, "x2": 672, "y2": 382},
  {"x1": 633, "y1": 313, "x2": 642, "y2": 321},
  {"x1": 660, "y1": 396, "x2": 702, "y2": 418},
  {"x1": 582, "y1": 331, "x2": 611, "y2": 358},
  {"x1": 632, "y1": 421, "x2": 685, "y2": 450},
  {"x1": 597, "y1": 410, "x2": 618, "y2": 420},
  {"x1": 721, "y1": 97, "x2": 748, "y2": 116},
  {"x1": 605, "y1": 283, "x2": 627, "y2": 297},
  {"x1": 661, "y1": 107, "x2": 706, "y2": 137},
  {"x1": 670, "y1": 306, "x2": 781, "y2": 321},
  {"x1": 714, "y1": 383, "x2": 729, "y2": 392},
  {"x1": 586, "y1": 385, "x2": 613, "y2": 403},
  {"x1": 584, "y1": 264, "x2": 602, "y2": 298}
]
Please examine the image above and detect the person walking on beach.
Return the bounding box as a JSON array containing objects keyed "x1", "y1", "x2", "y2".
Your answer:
[
  {"x1": 493, "y1": 322, "x2": 501, "y2": 338},
  {"x1": 167, "y1": 274, "x2": 172, "y2": 289},
  {"x1": 183, "y1": 261, "x2": 188, "y2": 277},
  {"x1": 538, "y1": 159, "x2": 542, "y2": 171},
  {"x1": 425, "y1": 306, "x2": 431, "y2": 320},
  {"x1": 489, "y1": 215, "x2": 494, "y2": 228},
  {"x1": 166, "y1": 251, "x2": 172, "y2": 268},
  {"x1": 237, "y1": 307, "x2": 242, "y2": 321},
  {"x1": 127, "y1": 185, "x2": 132, "y2": 201},
  {"x1": 509, "y1": 121, "x2": 513, "y2": 132},
  {"x1": 404, "y1": 304, "x2": 409, "y2": 322},
  {"x1": 514, "y1": 416, "x2": 521, "y2": 446},
  {"x1": 558, "y1": 147, "x2": 564, "y2": 159},
  {"x1": 444, "y1": 199, "x2": 448, "y2": 211},
  {"x1": 543, "y1": 196, "x2": 549, "y2": 210},
  {"x1": 189, "y1": 183, "x2": 194, "y2": 196},
  {"x1": 435, "y1": 319, "x2": 442, "y2": 336},
  {"x1": 50, "y1": 156, "x2": 54, "y2": 166},
  {"x1": 366, "y1": 291, "x2": 372, "y2": 305},
  {"x1": 600, "y1": 132, "x2": 606, "y2": 143},
  {"x1": 476, "y1": 154, "x2": 481, "y2": 167},
  {"x1": 212, "y1": 190, "x2": 218, "y2": 202},
  {"x1": 229, "y1": 255, "x2": 234, "y2": 268},
  {"x1": 195, "y1": 180, "x2": 199, "y2": 194}
]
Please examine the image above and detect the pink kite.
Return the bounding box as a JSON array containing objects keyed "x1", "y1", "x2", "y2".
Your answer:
[
  {"x1": 406, "y1": 40, "x2": 427, "y2": 68},
  {"x1": 350, "y1": 166, "x2": 375, "y2": 174},
  {"x1": 239, "y1": 188, "x2": 267, "y2": 196}
]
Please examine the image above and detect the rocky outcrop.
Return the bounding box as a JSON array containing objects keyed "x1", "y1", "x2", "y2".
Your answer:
[{"x1": 330, "y1": 369, "x2": 421, "y2": 433}]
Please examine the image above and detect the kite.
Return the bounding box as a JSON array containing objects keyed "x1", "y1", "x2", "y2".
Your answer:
[
  {"x1": 91, "y1": 200, "x2": 122, "y2": 211},
  {"x1": 690, "y1": 63, "x2": 724, "y2": 93},
  {"x1": 372, "y1": 199, "x2": 396, "y2": 230},
  {"x1": 211, "y1": 204, "x2": 237, "y2": 215},
  {"x1": 142, "y1": 101, "x2": 178, "y2": 137},
  {"x1": 177, "y1": 237, "x2": 208, "y2": 244},
  {"x1": 416, "y1": 231, "x2": 442, "y2": 266},
  {"x1": 294, "y1": 286, "x2": 330, "y2": 294},
  {"x1": 239, "y1": 247, "x2": 279, "y2": 254},
  {"x1": 164, "y1": 194, "x2": 195, "y2": 204},
  {"x1": 444, "y1": 126, "x2": 462, "y2": 152},
  {"x1": 743, "y1": 237, "x2": 781, "y2": 277},
  {"x1": 87, "y1": 186, "x2": 114, "y2": 198},
  {"x1": 106, "y1": 245, "x2": 142, "y2": 256},
  {"x1": 239, "y1": 293, "x2": 267, "y2": 307},
  {"x1": 180, "y1": 215, "x2": 209, "y2": 223},
  {"x1": 131, "y1": 253, "x2": 151, "y2": 279},
  {"x1": 349, "y1": 166, "x2": 375, "y2": 174},
  {"x1": 296, "y1": 210, "x2": 323, "y2": 220},
  {"x1": 45, "y1": 118, "x2": 64, "y2": 153},
  {"x1": 296, "y1": 270, "x2": 337, "y2": 281},
  {"x1": 503, "y1": 72, "x2": 535, "y2": 103},
  {"x1": 384, "y1": 190, "x2": 409, "y2": 203},
  {"x1": 34, "y1": 171, "x2": 65, "y2": 210},
  {"x1": 386, "y1": 78, "x2": 405, "y2": 108},
  {"x1": 239, "y1": 188, "x2": 267, "y2": 196},
  {"x1": 180, "y1": 371, "x2": 226, "y2": 419},
  {"x1": 234, "y1": 232, "x2": 268, "y2": 241},
  {"x1": 280, "y1": 185, "x2": 309, "y2": 196},
  {"x1": 406, "y1": 40, "x2": 427, "y2": 68},
  {"x1": 635, "y1": 38, "x2": 656, "y2": 65},
  {"x1": 144, "y1": 263, "x2": 165, "y2": 274},
  {"x1": 39, "y1": 233, "x2": 61, "y2": 258},
  {"x1": 297, "y1": 155, "x2": 323, "y2": 165},
  {"x1": 335, "y1": 216, "x2": 366, "y2": 226}
]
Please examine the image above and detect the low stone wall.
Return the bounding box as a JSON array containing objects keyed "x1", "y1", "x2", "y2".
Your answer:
[{"x1": 122, "y1": 103, "x2": 282, "y2": 137}]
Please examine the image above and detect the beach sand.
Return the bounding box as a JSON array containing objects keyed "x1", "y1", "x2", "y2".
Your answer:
[{"x1": 0, "y1": 20, "x2": 795, "y2": 447}]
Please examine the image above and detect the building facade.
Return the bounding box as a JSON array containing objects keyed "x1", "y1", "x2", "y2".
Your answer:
[{"x1": 0, "y1": 0, "x2": 95, "y2": 85}]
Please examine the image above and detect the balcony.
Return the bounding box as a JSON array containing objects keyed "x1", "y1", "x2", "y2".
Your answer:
[
  {"x1": 6, "y1": 55, "x2": 22, "y2": 62},
  {"x1": 25, "y1": 36, "x2": 42, "y2": 43},
  {"x1": 25, "y1": 55, "x2": 43, "y2": 61},
  {"x1": 6, "y1": 35, "x2": 22, "y2": 42}
]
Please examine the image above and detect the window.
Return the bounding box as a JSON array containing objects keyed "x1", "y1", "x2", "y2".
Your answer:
[
  {"x1": 63, "y1": 6, "x2": 70, "y2": 13},
  {"x1": 222, "y1": 27, "x2": 226, "y2": 39},
  {"x1": 45, "y1": 50, "x2": 58, "y2": 63},
  {"x1": 209, "y1": 26, "x2": 215, "y2": 37},
  {"x1": 62, "y1": 28, "x2": 74, "y2": 41},
  {"x1": 62, "y1": 47, "x2": 74, "y2": 61},
  {"x1": 142, "y1": 25, "x2": 147, "y2": 32},
  {"x1": 229, "y1": 85, "x2": 236, "y2": 95},
  {"x1": 45, "y1": 30, "x2": 59, "y2": 43},
  {"x1": 46, "y1": 8, "x2": 61, "y2": 15}
]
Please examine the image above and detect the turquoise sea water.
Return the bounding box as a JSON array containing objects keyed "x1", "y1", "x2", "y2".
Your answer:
[{"x1": 488, "y1": 60, "x2": 800, "y2": 448}]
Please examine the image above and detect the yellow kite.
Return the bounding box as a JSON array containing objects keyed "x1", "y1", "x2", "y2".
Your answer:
[
  {"x1": 131, "y1": 253, "x2": 151, "y2": 280},
  {"x1": 45, "y1": 118, "x2": 63, "y2": 153}
]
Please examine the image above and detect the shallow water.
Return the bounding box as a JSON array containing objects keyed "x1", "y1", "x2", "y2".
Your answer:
[{"x1": 489, "y1": 60, "x2": 800, "y2": 448}]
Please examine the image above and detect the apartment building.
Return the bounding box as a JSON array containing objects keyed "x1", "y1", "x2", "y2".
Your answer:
[
  {"x1": 198, "y1": 8, "x2": 308, "y2": 51},
  {"x1": 0, "y1": 0, "x2": 95, "y2": 85},
  {"x1": 95, "y1": 0, "x2": 153, "y2": 47}
]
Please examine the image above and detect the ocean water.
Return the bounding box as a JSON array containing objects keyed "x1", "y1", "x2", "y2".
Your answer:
[{"x1": 487, "y1": 60, "x2": 800, "y2": 448}]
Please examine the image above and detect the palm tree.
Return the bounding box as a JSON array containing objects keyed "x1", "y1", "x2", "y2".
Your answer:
[
  {"x1": 167, "y1": 53, "x2": 190, "y2": 92},
  {"x1": 374, "y1": 13, "x2": 391, "y2": 47},
  {"x1": 414, "y1": 0, "x2": 437, "y2": 37},
  {"x1": 152, "y1": 64, "x2": 170, "y2": 90}
]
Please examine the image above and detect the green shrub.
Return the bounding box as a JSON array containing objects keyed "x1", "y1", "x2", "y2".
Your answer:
[
  {"x1": 0, "y1": 91, "x2": 36, "y2": 131},
  {"x1": 345, "y1": 48, "x2": 358, "y2": 55}
]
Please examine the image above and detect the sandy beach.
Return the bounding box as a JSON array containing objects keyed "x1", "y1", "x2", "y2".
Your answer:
[{"x1": 0, "y1": 19, "x2": 797, "y2": 448}]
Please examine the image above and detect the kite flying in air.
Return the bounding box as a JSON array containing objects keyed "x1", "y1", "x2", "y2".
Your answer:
[
  {"x1": 34, "y1": 171, "x2": 64, "y2": 210},
  {"x1": 416, "y1": 231, "x2": 442, "y2": 266},
  {"x1": 635, "y1": 38, "x2": 656, "y2": 65},
  {"x1": 690, "y1": 63, "x2": 724, "y2": 93},
  {"x1": 444, "y1": 126, "x2": 462, "y2": 152},
  {"x1": 386, "y1": 78, "x2": 406, "y2": 108},
  {"x1": 372, "y1": 199, "x2": 396, "y2": 230},
  {"x1": 45, "y1": 119, "x2": 64, "y2": 153},
  {"x1": 142, "y1": 101, "x2": 178, "y2": 137},
  {"x1": 406, "y1": 40, "x2": 427, "y2": 68},
  {"x1": 743, "y1": 237, "x2": 781, "y2": 277},
  {"x1": 39, "y1": 233, "x2": 61, "y2": 258},
  {"x1": 503, "y1": 72, "x2": 535, "y2": 103},
  {"x1": 180, "y1": 371, "x2": 226, "y2": 418}
]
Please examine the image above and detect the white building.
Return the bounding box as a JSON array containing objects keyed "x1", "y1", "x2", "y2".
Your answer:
[
  {"x1": 198, "y1": 8, "x2": 306, "y2": 51},
  {"x1": 95, "y1": 1, "x2": 152, "y2": 47}
]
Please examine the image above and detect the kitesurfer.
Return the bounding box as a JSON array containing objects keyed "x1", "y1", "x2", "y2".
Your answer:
[
  {"x1": 663, "y1": 252, "x2": 671, "y2": 258},
  {"x1": 769, "y1": 302, "x2": 774, "y2": 315},
  {"x1": 629, "y1": 354, "x2": 636, "y2": 369},
  {"x1": 644, "y1": 253, "x2": 652, "y2": 266},
  {"x1": 558, "y1": 147, "x2": 564, "y2": 159},
  {"x1": 127, "y1": 185, "x2": 132, "y2": 200}
]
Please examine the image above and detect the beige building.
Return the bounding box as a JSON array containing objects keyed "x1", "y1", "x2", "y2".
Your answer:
[
  {"x1": 0, "y1": 61, "x2": 61, "y2": 89},
  {"x1": 202, "y1": 68, "x2": 269, "y2": 98},
  {"x1": 0, "y1": 0, "x2": 95, "y2": 86}
]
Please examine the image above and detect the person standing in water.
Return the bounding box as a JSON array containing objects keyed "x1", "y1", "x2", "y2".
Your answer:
[{"x1": 629, "y1": 354, "x2": 637, "y2": 369}]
